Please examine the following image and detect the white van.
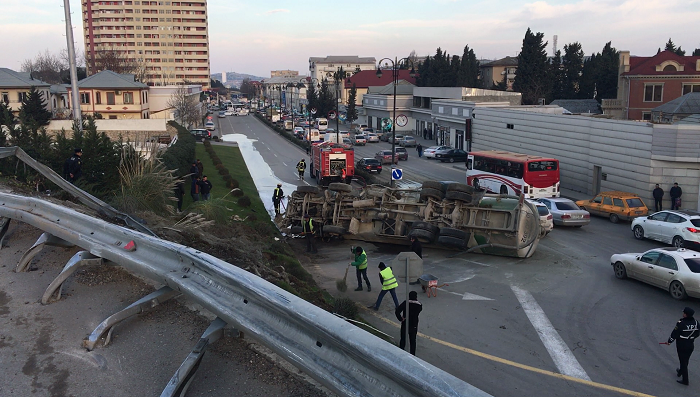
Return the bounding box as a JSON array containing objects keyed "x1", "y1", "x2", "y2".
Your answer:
[
  {"x1": 315, "y1": 118, "x2": 328, "y2": 131},
  {"x1": 284, "y1": 120, "x2": 293, "y2": 131}
]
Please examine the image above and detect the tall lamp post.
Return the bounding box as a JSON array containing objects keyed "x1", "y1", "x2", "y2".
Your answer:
[
  {"x1": 376, "y1": 57, "x2": 416, "y2": 187},
  {"x1": 331, "y1": 66, "x2": 348, "y2": 134}
]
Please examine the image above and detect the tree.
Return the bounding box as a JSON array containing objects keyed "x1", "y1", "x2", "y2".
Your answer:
[
  {"x1": 239, "y1": 78, "x2": 256, "y2": 98},
  {"x1": 306, "y1": 82, "x2": 318, "y2": 114},
  {"x1": 562, "y1": 42, "x2": 584, "y2": 98},
  {"x1": 346, "y1": 83, "x2": 358, "y2": 124},
  {"x1": 168, "y1": 86, "x2": 203, "y2": 129},
  {"x1": 513, "y1": 28, "x2": 550, "y2": 105},
  {"x1": 21, "y1": 50, "x2": 66, "y2": 85},
  {"x1": 693, "y1": 48, "x2": 700, "y2": 56},
  {"x1": 549, "y1": 50, "x2": 564, "y2": 101},
  {"x1": 457, "y1": 45, "x2": 480, "y2": 87},
  {"x1": 317, "y1": 79, "x2": 335, "y2": 119},
  {"x1": 0, "y1": 102, "x2": 16, "y2": 131},
  {"x1": 88, "y1": 48, "x2": 148, "y2": 83},
  {"x1": 19, "y1": 86, "x2": 52, "y2": 131},
  {"x1": 664, "y1": 38, "x2": 686, "y2": 56}
]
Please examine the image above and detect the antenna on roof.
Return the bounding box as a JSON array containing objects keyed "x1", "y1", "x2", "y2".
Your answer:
[{"x1": 553, "y1": 35, "x2": 558, "y2": 55}]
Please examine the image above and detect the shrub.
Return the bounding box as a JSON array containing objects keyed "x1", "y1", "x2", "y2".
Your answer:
[
  {"x1": 162, "y1": 121, "x2": 196, "y2": 177},
  {"x1": 232, "y1": 187, "x2": 244, "y2": 196},
  {"x1": 217, "y1": 167, "x2": 229, "y2": 175},
  {"x1": 333, "y1": 297, "x2": 359, "y2": 319},
  {"x1": 215, "y1": 163, "x2": 224, "y2": 170},
  {"x1": 238, "y1": 195, "x2": 251, "y2": 207}
]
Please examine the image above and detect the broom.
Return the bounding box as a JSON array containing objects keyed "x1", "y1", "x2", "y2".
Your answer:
[{"x1": 336, "y1": 264, "x2": 351, "y2": 292}]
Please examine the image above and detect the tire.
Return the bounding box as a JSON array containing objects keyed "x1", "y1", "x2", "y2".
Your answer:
[
  {"x1": 438, "y1": 235, "x2": 467, "y2": 248},
  {"x1": 322, "y1": 225, "x2": 345, "y2": 235},
  {"x1": 328, "y1": 182, "x2": 352, "y2": 193},
  {"x1": 445, "y1": 190, "x2": 474, "y2": 203},
  {"x1": 421, "y1": 181, "x2": 444, "y2": 191},
  {"x1": 613, "y1": 261, "x2": 627, "y2": 279},
  {"x1": 297, "y1": 186, "x2": 319, "y2": 194},
  {"x1": 439, "y1": 227, "x2": 467, "y2": 240},
  {"x1": 609, "y1": 213, "x2": 619, "y2": 223},
  {"x1": 669, "y1": 280, "x2": 688, "y2": 300},
  {"x1": 449, "y1": 157, "x2": 455, "y2": 163},
  {"x1": 290, "y1": 226, "x2": 303, "y2": 234},
  {"x1": 672, "y1": 236, "x2": 685, "y2": 248},
  {"x1": 408, "y1": 228, "x2": 435, "y2": 243},
  {"x1": 499, "y1": 185, "x2": 508, "y2": 195},
  {"x1": 420, "y1": 188, "x2": 444, "y2": 201},
  {"x1": 446, "y1": 183, "x2": 475, "y2": 194},
  {"x1": 633, "y1": 225, "x2": 645, "y2": 240},
  {"x1": 411, "y1": 222, "x2": 440, "y2": 236}
]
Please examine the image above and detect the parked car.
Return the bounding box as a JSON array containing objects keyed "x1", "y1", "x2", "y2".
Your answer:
[
  {"x1": 537, "y1": 198, "x2": 591, "y2": 227},
  {"x1": 375, "y1": 150, "x2": 399, "y2": 164},
  {"x1": 394, "y1": 147, "x2": 408, "y2": 161},
  {"x1": 353, "y1": 135, "x2": 367, "y2": 145},
  {"x1": 529, "y1": 200, "x2": 554, "y2": 236},
  {"x1": 361, "y1": 127, "x2": 374, "y2": 134},
  {"x1": 576, "y1": 191, "x2": 648, "y2": 223},
  {"x1": 366, "y1": 133, "x2": 379, "y2": 143},
  {"x1": 424, "y1": 146, "x2": 452, "y2": 159},
  {"x1": 391, "y1": 134, "x2": 405, "y2": 144},
  {"x1": 399, "y1": 136, "x2": 417, "y2": 147},
  {"x1": 610, "y1": 247, "x2": 700, "y2": 299},
  {"x1": 434, "y1": 148, "x2": 468, "y2": 163},
  {"x1": 205, "y1": 121, "x2": 216, "y2": 131},
  {"x1": 632, "y1": 210, "x2": 700, "y2": 248},
  {"x1": 356, "y1": 158, "x2": 382, "y2": 173},
  {"x1": 190, "y1": 129, "x2": 211, "y2": 141},
  {"x1": 380, "y1": 132, "x2": 393, "y2": 142}
]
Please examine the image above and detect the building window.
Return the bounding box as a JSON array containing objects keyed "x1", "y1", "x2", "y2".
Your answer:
[
  {"x1": 644, "y1": 84, "x2": 663, "y2": 102},
  {"x1": 109, "y1": 115, "x2": 118, "y2": 119},
  {"x1": 123, "y1": 92, "x2": 134, "y2": 104},
  {"x1": 96, "y1": 92, "x2": 102, "y2": 104},
  {"x1": 642, "y1": 112, "x2": 652, "y2": 121},
  {"x1": 80, "y1": 92, "x2": 90, "y2": 104},
  {"x1": 682, "y1": 84, "x2": 700, "y2": 95},
  {"x1": 663, "y1": 64, "x2": 677, "y2": 72},
  {"x1": 507, "y1": 123, "x2": 514, "y2": 129},
  {"x1": 1, "y1": 92, "x2": 8, "y2": 103},
  {"x1": 19, "y1": 92, "x2": 29, "y2": 102},
  {"x1": 107, "y1": 92, "x2": 116, "y2": 105}
]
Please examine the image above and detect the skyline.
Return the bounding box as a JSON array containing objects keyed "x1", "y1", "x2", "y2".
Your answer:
[{"x1": 1, "y1": 0, "x2": 699, "y2": 79}]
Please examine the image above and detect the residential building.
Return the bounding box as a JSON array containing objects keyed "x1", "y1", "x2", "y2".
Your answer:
[
  {"x1": 603, "y1": 50, "x2": 700, "y2": 120},
  {"x1": 67, "y1": 70, "x2": 150, "y2": 119},
  {"x1": 81, "y1": 0, "x2": 211, "y2": 88},
  {"x1": 479, "y1": 56, "x2": 518, "y2": 90},
  {"x1": 344, "y1": 69, "x2": 416, "y2": 107},
  {"x1": 309, "y1": 56, "x2": 376, "y2": 83},
  {"x1": 0, "y1": 68, "x2": 52, "y2": 116},
  {"x1": 271, "y1": 70, "x2": 299, "y2": 78}
]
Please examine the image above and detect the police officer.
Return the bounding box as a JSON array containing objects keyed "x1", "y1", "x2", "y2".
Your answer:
[
  {"x1": 63, "y1": 148, "x2": 83, "y2": 182},
  {"x1": 350, "y1": 246, "x2": 370, "y2": 291},
  {"x1": 272, "y1": 183, "x2": 284, "y2": 215},
  {"x1": 302, "y1": 214, "x2": 317, "y2": 253},
  {"x1": 663, "y1": 307, "x2": 699, "y2": 385},
  {"x1": 296, "y1": 158, "x2": 307, "y2": 180}
]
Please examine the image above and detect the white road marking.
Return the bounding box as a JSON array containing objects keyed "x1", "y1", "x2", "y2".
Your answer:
[
  {"x1": 441, "y1": 289, "x2": 493, "y2": 300},
  {"x1": 510, "y1": 285, "x2": 591, "y2": 381},
  {"x1": 282, "y1": 162, "x2": 288, "y2": 167}
]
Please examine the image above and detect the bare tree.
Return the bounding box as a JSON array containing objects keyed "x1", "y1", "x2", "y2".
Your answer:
[
  {"x1": 167, "y1": 85, "x2": 202, "y2": 129},
  {"x1": 21, "y1": 50, "x2": 67, "y2": 84},
  {"x1": 88, "y1": 47, "x2": 149, "y2": 84}
]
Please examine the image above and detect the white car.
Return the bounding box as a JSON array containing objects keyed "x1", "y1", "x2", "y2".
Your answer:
[
  {"x1": 205, "y1": 121, "x2": 215, "y2": 131},
  {"x1": 366, "y1": 133, "x2": 379, "y2": 143},
  {"x1": 225, "y1": 110, "x2": 234, "y2": 116},
  {"x1": 424, "y1": 146, "x2": 452, "y2": 159},
  {"x1": 610, "y1": 247, "x2": 700, "y2": 299},
  {"x1": 632, "y1": 210, "x2": 700, "y2": 248},
  {"x1": 528, "y1": 200, "x2": 553, "y2": 236}
]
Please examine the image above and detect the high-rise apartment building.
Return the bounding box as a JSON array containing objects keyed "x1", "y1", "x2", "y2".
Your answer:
[{"x1": 81, "y1": 0, "x2": 210, "y2": 88}]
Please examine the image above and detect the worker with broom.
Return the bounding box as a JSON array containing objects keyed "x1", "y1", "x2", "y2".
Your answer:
[{"x1": 350, "y1": 246, "x2": 371, "y2": 292}]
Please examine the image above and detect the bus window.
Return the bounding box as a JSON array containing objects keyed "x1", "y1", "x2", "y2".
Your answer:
[
  {"x1": 467, "y1": 158, "x2": 473, "y2": 170},
  {"x1": 528, "y1": 161, "x2": 558, "y2": 171}
]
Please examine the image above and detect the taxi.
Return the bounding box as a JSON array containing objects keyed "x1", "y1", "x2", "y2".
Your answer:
[{"x1": 576, "y1": 191, "x2": 648, "y2": 223}]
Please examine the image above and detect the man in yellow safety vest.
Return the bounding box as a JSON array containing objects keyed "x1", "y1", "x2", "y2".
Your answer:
[
  {"x1": 367, "y1": 262, "x2": 399, "y2": 311},
  {"x1": 350, "y1": 246, "x2": 371, "y2": 292},
  {"x1": 302, "y1": 214, "x2": 317, "y2": 253}
]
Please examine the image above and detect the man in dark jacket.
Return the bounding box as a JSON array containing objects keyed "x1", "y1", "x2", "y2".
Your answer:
[
  {"x1": 670, "y1": 183, "x2": 682, "y2": 210},
  {"x1": 174, "y1": 181, "x2": 185, "y2": 212},
  {"x1": 63, "y1": 148, "x2": 83, "y2": 182},
  {"x1": 190, "y1": 176, "x2": 200, "y2": 201},
  {"x1": 410, "y1": 236, "x2": 423, "y2": 259},
  {"x1": 196, "y1": 159, "x2": 204, "y2": 176},
  {"x1": 198, "y1": 175, "x2": 213, "y2": 200},
  {"x1": 395, "y1": 291, "x2": 423, "y2": 355},
  {"x1": 663, "y1": 307, "x2": 698, "y2": 385},
  {"x1": 652, "y1": 184, "x2": 664, "y2": 212}
]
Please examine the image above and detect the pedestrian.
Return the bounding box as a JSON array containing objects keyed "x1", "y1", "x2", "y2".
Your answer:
[
  {"x1": 174, "y1": 181, "x2": 185, "y2": 212},
  {"x1": 367, "y1": 262, "x2": 399, "y2": 311},
  {"x1": 670, "y1": 183, "x2": 682, "y2": 210},
  {"x1": 302, "y1": 214, "x2": 317, "y2": 253},
  {"x1": 190, "y1": 177, "x2": 200, "y2": 201},
  {"x1": 662, "y1": 307, "x2": 698, "y2": 385},
  {"x1": 189, "y1": 161, "x2": 199, "y2": 178},
  {"x1": 196, "y1": 159, "x2": 204, "y2": 176},
  {"x1": 306, "y1": 142, "x2": 310, "y2": 155},
  {"x1": 350, "y1": 246, "x2": 371, "y2": 291},
  {"x1": 296, "y1": 158, "x2": 307, "y2": 180},
  {"x1": 198, "y1": 175, "x2": 213, "y2": 200},
  {"x1": 653, "y1": 184, "x2": 664, "y2": 212},
  {"x1": 416, "y1": 143, "x2": 423, "y2": 158},
  {"x1": 410, "y1": 236, "x2": 423, "y2": 259},
  {"x1": 423, "y1": 128, "x2": 428, "y2": 139},
  {"x1": 272, "y1": 183, "x2": 284, "y2": 215},
  {"x1": 63, "y1": 148, "x2": 83, "y2": 183},
  {"x1": 395, "y1": 291, "x2": 423, "y2": 355}
]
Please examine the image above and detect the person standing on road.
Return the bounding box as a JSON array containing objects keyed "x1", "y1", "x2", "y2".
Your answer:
[
  {"x1": 662, "y1": 307, "x2": 698, "y2": 385},
  {"x1": 653, "y1": 184, "x2": 664, "y2": 212},
  {"x1": 302, "y1": 214, "x2": 317, "y2": 253},
  {"x1": 670, "y1": 183, "x2": 682, "y2": 210},
  {"x1": 416, "y1": 143, "x2": 423, "y2": 158},
  {"x1": 350, "y1": 246, "x2": 371, "y2": 291},
  {"x1": 395, "y1": 291, "x2": 423, "y2": 355},
  {"x1": 63, "y1": 148, "x2": 83, "y2": 182},
  {"x1": 273, "y1": 183, "x2": 284, "y2": 215},
  {"x1": 367, "y1": 262, "x2": 399, "y2": 311},
  {"x1": 410, "y1": 236, "x2": 423, "y2": 259},
  {"x1": 198, "y1": 175, "x2": 213, "y2": 200},
  {"x1": 296, "y1": 159, "x2": 307, "y2": 180}
]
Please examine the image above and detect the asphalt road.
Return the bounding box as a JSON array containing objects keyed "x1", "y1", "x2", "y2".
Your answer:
[{"x1": 220, "y1": 114, "x2": 699, "y2": 397}]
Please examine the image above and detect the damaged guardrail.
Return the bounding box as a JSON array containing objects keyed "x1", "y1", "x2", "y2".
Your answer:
[{"x1": 0, "y1": 192, "x2": 492, "y2": 397}]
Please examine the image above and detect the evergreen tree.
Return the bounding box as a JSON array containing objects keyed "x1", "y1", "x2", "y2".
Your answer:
[
  {"x1": 597, "y1": 42, "x2": 619, "y2": 100},
  {"x1": 513, "y1": 28, "x2": 550, "y2": 105},
  {"x1": 416, "y1": 56, "x2": 432, "y2": 86},
  {"x1": 346, "y1": 83, "x2": 358, "y2": 124},
  {"x1": 493, "y1": 72, "x2": 508, "y2": 91},
  {"x1": 449, "y1": 55, "x2": 461, "y2": 86},
  {"x1": 664, "y1": 38, "x2": 686, "y2": 56},
  {"x1": 549, "y1": 50, "x2": 565, "y2": 101},
  {"x1": 79, "y1": 117, "x2": 121, "y2": 192},
  {"x1": 317, "y1": 79, "x2": 335, "y2": 119},
  {"x1": 578, "y1": 52, "x2": 598, "y2": 99},
  {"x1": 693, "y1": 48, "x2": 700, "y2": 56},
  {"x1": 457, "y1": 45, "x2": 480, "y2": 87},
  {"x1": 306, "y1": 82, "x2": 318, "y2": 114},
  {"x1": 19, "y1": 86, "x2": 52, "y2": 131},
  {"x1": 0, "y1": 102, "x2": 16, "y2": 132},
  {"x1": 562, "y1": 42, "x2": 584, "y2": 98}
]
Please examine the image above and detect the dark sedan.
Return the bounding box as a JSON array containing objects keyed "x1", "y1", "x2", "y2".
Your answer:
[
  {"x1": 356, "y1": 158, "x2": 383, "y2": 173},
  {"x1": 435, "y1": 148, "x2": 468, "y2": 163}
]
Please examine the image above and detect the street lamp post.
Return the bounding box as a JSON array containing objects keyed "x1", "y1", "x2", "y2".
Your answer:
[
  {"x1": 331, "y1": 66, "x2": 348, "y2": 135},
  {"x1": 376, "y1": 57, "x2": 416, "y2": 188}
]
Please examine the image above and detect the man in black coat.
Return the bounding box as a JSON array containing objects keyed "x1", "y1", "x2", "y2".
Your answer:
[
  {"x1": 198, "y1": 175, "x2": 213, "y2": 200},
  {"x1": 410, "y1": 236, "x2": 423, "y2": 259},
  {"x1": 663, "y1": 307, "x2": 699, "y2": 385},
  {"x1": 670, "y1": 183, "x2": 682, "y2": 210},
  {"x1": 63, "y1": 148, "x2": 83, "y2": 182},
  {"x1": 652, "y1": 184, "x2": 664, "y2": 212},
  {"x1": 395, "y1": 291, "x2": 423, "y2": 355}
]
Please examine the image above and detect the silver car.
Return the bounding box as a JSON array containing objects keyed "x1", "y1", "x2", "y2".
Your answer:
[
  {"x1": 537, "y1": 198, "x2": 591, "y2": 227},
  {"x1": 610, "y1": 247, "x2": 700, "y2": 299}
]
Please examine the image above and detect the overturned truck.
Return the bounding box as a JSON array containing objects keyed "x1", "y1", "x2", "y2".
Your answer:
[{"x1": 281, "y1": 181, "x2": 543, "y2": 258}]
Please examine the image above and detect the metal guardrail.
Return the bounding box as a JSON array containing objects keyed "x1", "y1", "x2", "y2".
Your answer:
[{"x1": 0, "y1": 192, "x2": 492, "y2": 397}]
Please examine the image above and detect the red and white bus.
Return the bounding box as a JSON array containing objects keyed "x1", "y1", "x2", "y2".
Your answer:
[{"x1": 466, "y1": 151, "x2": 560, "y2": 198}]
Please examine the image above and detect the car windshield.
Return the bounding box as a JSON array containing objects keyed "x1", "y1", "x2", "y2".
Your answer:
[
  {"x1": 536, "y1": 206, "x2": 549, "y2": 216},
  {"x1": 685, "y1": 258, "x2": 700, "y2": 273},
  {"x1": 356, "y1": 135, "x2": 365, "y2": 139},
  {"x1": 556, "y1": 202, "x2": 580, "y2": 210},
  {"x1": 626, "y1": 198, "x2": 645, "y2": 208},
  {"x1": 364, "y1": 159, "x2": 380, "y2": 164},
  {"x1": 691, "y1": 219, "x2": 700, "y2": 227}
]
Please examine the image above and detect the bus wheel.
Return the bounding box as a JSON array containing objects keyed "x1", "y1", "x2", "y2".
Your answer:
[{"x1": 500, "y1": 185, "x2": 508, "y2": 195}]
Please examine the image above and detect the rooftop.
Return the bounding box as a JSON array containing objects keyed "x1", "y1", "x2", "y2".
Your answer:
[
  {"x1": 480, "y1": 56, "x2": 519, "y2": 68},
  {"x1": 75, "y1": 70, "x2": 148, "y2": 89},
  {"x1": 345, "y1": 69, "x2": 416, "y2": 89},
  {"x1": 309, "y1": 56, "x2": 376, "y2": 64},
  {"x1": 550, "y1": 99, "x2": 602, "y2": 114},
  {"x1": 625, "y1": 50, "x2": 700, "y2": 76},
  {"x1": 0, "y1": 68, "x2": 51, "y2": 88},
  {"x1": 652, "y1": 92, "x2": 700, "y2": 114}
]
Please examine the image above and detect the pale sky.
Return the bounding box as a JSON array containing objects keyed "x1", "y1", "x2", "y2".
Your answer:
[{"x1": 2, "y1": 0, "x2": 699, "y2": 78}]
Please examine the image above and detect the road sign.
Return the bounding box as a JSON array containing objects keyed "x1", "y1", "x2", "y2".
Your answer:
[
  {"x1": 391, "y1": 168, "x2": 403, "y2": 181},
  {"x1": 381, "y1": 117, "x2": 392, "y2": 131},
  {"x1": 328, "y1": 110, "x2": 337, "y2": 120},
  {"x1": 395, "y1": 114, "x2": 408, "y2": 127},
  {"x1": 311, "y1": 108, "x2": 317, "y2": 115},
  {"x1": 338, "y1": 112, "x2": 347, "y2": 122}
]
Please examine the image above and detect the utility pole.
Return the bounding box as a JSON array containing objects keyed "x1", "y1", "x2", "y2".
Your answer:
[{"x1": 63, "y1": 0, "x2": 82, "y2": 130}]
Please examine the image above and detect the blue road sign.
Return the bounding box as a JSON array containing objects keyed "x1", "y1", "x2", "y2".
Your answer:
[{"x1": 391, "y1": 168, "x2": 403, "y2": 181}]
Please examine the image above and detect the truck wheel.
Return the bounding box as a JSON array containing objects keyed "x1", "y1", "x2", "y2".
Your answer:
[
  {"x1": 322, "y1": 225, "x2": 346, "y2": 235},
  {"x1": 445, "y1": 191, "x2": 474, "y2": 203},
  {"x1": 408, "y1": 228, "x2": 435, "y2": 243},
  {"x1": 446, "y1": 183, "x2": 476, "y2": 194},
  {"x1": 439, "y1": 227, "x2": 468, "y2": 240},
  {"x1": 421, "y1": 181, "x2": 444, "y2": 191},
  {"x1": 329, "y1": 182, "x2": 352, "y2": 193},
  {"x1": 290, "y1": 226, "x2": 303, "y2": 234},
  {"x1": 411, "y1": 222, "x2": 440, "y2": 236},
  {"x1": 297, "y1": 186, "x2": 319, "y2": 194},
  {"x1": 420, "y1": 188, "x2": 444, "y2": 201},
  {"x1": 438, "y1": 235, "x2": 467, "y2": 248}
]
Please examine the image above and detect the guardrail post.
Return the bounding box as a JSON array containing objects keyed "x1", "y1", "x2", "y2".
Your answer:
[
  {"x1": 42, "y1": 251, "x2": 104, "y2": 304},
  {"x1": 16, "y1": 232, "x2": 75, "y2": 272},
  {"x1": 0, "y1": 217, "x2": 10, "y2": 249}
]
